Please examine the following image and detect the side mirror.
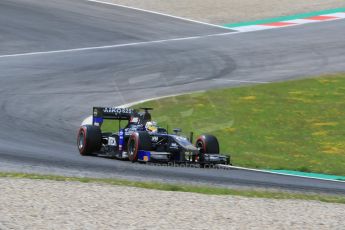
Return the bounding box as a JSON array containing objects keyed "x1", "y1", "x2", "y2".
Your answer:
[{"x1": 173, "y1": 128, "x2": 182, "y2": 135}]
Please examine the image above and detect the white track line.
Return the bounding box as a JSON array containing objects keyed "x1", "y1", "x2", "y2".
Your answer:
[
  {"x1": 2, "y1": 1, "x2": 344, "y2": 59},
  {"x1": 0, "y1": 32, "x2": 236, "y2": 59},
  {"x1": 82, "y1": 78, "x2": 272, "y2": 125},
  {"x1": 212, "y1": 79, "x2": 270, "y2": 84},
  {"x1": 5, "y1": 14, "x2": 339, "y2": 59},
  {"x1": 118, "y1": 92, "x2": 204, "y2": 108},
  {"x1": 86, "y1": 0, "x2": 231, "y2": 30},
  {"x1": 217, "y1": 165, "x2": 345, "y2": 183},
  {"x1": 82, "y1": 92, "x2": 205, "y2": 125},
  {"x1": 82, "y1": 77, "x2": 270, "y2": 125}
]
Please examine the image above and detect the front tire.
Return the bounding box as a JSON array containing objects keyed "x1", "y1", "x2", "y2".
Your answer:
[
  {"x1": 195, "y1": 134, "x2": 219, "y2": 167},
  {"x1": 127, "y1": 132, "x2": 152, "y2": 162},
  {"x1": 195, "y1": 134, "x2": 219, "y2": 154},
  {"x1": 77, "y1": 125, "x2": 102, "y2": 156}
]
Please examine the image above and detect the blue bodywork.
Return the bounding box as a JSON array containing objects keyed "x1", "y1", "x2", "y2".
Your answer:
[{"x1": 138, "y1": 150, "x2": 151, "y2": 161}]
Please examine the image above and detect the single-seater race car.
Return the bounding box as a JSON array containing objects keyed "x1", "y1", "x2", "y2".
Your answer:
[{"x1": 77, "y1": 107, "x2": 231, "y2": 166}]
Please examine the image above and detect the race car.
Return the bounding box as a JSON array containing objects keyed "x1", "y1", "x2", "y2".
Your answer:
[{"x1": 77, "y1": 107, "x2": 231, "y2": 166}]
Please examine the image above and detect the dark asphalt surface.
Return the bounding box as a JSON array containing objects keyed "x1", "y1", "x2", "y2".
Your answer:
[{"x1": 1, "y1": 0, "x2": 345, "y2": 194}]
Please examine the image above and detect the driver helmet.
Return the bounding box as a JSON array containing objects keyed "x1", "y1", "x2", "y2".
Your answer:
[{"x1": 145, "y1": 121, "x2": 158, "y2": 133}]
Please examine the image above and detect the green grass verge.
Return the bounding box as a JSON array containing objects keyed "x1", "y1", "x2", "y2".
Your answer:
[
  {"x1": 1, "y1": 172, "x2": 344, "y2": 204},
  {"x1": 104, "y1": 74, "x2": 345, "y2": 176}
]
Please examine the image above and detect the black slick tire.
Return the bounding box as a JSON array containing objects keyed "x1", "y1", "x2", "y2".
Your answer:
[
  {"x1": 77, "y1": 125, "x2": 102, "y2": 156},
  {"x1": 195, "y1": 134, "x2": 219, "y2": 168},
  {"x1": 127, "y1": 132, "x2": 152, "y2": 162}
]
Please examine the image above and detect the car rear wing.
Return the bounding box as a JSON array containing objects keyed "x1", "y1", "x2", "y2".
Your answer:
[{"x1": 92, "y1": 107, "x2": 136, "y2": 125}]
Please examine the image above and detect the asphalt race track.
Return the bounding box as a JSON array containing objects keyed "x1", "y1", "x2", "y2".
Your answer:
[{"x1": 1, "y1": 0, "x2": 345, "y2": 194}]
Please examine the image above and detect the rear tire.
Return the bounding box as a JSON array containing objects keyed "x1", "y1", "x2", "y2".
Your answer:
[
  {"x1": 77, "y1": 125, "x2": 102, "y2": 156},
  {"x1": 127, "y1": 132, "x2": 152, "y2": 162}
]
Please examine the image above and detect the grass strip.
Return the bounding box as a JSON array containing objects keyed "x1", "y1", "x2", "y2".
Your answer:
[
  {"x1": 117, "y1": 74, "x2": 345, "y2": 176},
  {"x1": 1, "y1": 172, "x2": 344, "y2": 204}
]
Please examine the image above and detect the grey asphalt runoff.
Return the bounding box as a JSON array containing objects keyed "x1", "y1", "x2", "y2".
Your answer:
[{"x1": 0, "y1": 0, "x2": 345, "y2": 194}]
